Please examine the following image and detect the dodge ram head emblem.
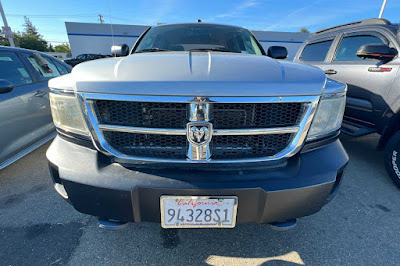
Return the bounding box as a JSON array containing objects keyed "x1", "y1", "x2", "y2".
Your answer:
[{"x1": 187, "y1": 122, "x2": 213, "y2": 146}]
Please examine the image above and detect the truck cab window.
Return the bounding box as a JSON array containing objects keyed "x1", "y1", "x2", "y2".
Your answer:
[
  {"x1": 300, "y1": 40, "x2": 333, "y2": 62},
  {"x1": 334, "y1": 35, "x2": 384, "y2": 62}
]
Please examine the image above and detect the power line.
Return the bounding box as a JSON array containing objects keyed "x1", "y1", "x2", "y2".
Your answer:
[
  {"x1": 6, "y1": 12, "x2": 141, "y2": 25},
  {"x1": 7, "y1": 12, "x2": 138, "y2": 23},
  {"x1": 7, "y1": 13, "x2": 98, "y2": 18}
]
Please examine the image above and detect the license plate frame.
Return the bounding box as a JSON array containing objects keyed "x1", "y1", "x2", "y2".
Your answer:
[{"x1": 160, "y1": 196, "x2": 238, "y2": 229}]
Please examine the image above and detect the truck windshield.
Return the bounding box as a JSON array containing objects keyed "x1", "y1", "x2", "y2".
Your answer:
[{"x1": 134, "y1": 24, "x2": 264, "y2": 55}]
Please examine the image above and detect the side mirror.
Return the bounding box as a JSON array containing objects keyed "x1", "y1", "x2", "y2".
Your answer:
[
  {"x1": 267, "y1": 46, "x2": 288, "y2": 59},
  {"x1": 356, "y1": 43, "x2": 397, "y2": 61},
  {"x1": 0, "y1": 79, "x2": 13, "y2": 94},
  {"x1": 111, "y1": 44, "x2": 130, "y2": 57}
]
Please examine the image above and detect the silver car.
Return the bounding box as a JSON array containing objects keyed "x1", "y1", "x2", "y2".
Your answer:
[
  {"x1": 0, "y1": 46, "x2": 71, "y2": 169},
  {"x1": 294, "y1": 18, "x2": 400, "y2": 188},
  {"x1": 47, "y1": 23, "x2": 348, "y2": 230}
]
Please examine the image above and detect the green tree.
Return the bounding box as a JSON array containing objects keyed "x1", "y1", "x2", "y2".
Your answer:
[
  {"x1": 48, "y1": 43, "x2": 55, "y2": 52},
  {"x1": 0, "y1": 29, "x2": 9, "y2": 46},
  {"x1": 18, "y1": 33, "x2": 48, "y2": 51},
  {"x1": 300, "y1": 27, "x2": 310, "y2": 33},
  {"x1": 23, "y1": 16, "x2": 40, "y2": 36},
  {"x1": 5, "y1": 16, "x2": 49, "y2": 51},
  {"x1": 54, "y1": 43, "x2": 71, "y2": 53}
]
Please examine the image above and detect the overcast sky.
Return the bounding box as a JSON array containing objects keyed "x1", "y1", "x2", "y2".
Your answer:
[{"x1": 2, "y1": 0, "x2": 400, "y2": 45}]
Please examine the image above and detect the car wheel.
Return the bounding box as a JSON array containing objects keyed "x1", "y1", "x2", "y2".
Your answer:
[{"x1": 384, "y1": 131, "x2": 400, "y2": 189}]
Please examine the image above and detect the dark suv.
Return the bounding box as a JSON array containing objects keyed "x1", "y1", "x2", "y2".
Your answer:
[{"x1": 294, "y1": 18, "x2": 400, "y2": 188}]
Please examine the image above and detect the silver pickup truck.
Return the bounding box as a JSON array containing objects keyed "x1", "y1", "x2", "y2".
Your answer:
[{"x1": 46, "y1": 23, "x2": 348, "y2": 230}]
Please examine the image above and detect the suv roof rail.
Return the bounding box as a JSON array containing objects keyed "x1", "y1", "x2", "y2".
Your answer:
[{"x1": 314, "y1": 18, "x2": 392, "y2": 35}]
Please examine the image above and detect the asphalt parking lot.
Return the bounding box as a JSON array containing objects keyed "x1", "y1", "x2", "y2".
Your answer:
[{"x1": 0, "y1": 134, "x2": 399, "y2": 266}]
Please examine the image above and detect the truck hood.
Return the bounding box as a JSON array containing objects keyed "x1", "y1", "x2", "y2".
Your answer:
[{"x1": 49, "y1": 52, "x2": 327, "y2": 96}]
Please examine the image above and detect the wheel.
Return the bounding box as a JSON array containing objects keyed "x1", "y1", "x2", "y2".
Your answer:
[{"x1": 384, "y1": 131, "x2": 400, "y2": 189}]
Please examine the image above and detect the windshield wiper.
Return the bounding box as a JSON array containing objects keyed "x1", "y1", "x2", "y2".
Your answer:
[
  {"x1": 135, "y1": 48, "x2": 169, "y2": 53},
  {"x1": 189, "y1": 48, "x2": 233, "y2": 53}
]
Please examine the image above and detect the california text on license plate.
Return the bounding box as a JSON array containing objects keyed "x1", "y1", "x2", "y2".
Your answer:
[{"x1": 160, "y1": 196, "x2": 238, "y2": 228}]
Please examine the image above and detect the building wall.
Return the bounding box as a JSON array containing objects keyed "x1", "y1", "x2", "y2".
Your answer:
[
  {"x1": 66, "y1": 22, "x2": 148, "y2": 57},
  {"x1": 66, "y1": 22, "x2": 309, "y2": 60},
  {"x1": 252, "y1": 30, "x2": 309, "y2": 60}
]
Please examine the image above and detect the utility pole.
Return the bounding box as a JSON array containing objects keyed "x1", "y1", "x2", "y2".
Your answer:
[
  {"x1": 98, "y1": 14, "x2": 104, "y2": 24},
  {"x1": 378, "y1": 0, "x2": 388, "y2": 18},
  {"x1": 0, "y1": 0, "x2": 15, "y2": 47}
]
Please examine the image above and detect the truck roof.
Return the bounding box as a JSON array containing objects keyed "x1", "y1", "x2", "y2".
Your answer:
[
  {"x1": 312, "y1": 18, "x2": 394, "y2": 36},
  {"x1": 152, "y1": 22, "x2": 246, "y2": 31}
]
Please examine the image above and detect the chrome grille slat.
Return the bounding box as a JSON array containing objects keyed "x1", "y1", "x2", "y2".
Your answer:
[
  {"x1": 79, "y1": 94, "x2": 320, "y2": 164},
  {"x1": 98, "y1": 124, "x2": 187, "y2": 135},
  {"x1": 98, "y1": 124, "x2": 299, "y2": 136}
]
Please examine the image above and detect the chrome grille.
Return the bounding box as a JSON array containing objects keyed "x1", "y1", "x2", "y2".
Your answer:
[{"x1": 81, "y1": 94, "x2": 320, "y2": 163}]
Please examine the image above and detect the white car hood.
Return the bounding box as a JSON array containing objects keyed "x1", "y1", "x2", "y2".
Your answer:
[{"x1": 49, "y1": 52, "x2": 327, "y2": 96}]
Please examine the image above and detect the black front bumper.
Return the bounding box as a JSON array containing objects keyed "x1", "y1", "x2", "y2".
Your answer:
[{"x1": 47, "y1": 136, "x2": 348, "y2": 224}]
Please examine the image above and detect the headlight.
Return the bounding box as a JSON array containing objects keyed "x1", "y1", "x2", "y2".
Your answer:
[
  {"x1": 49, "y1": 92, "x2": 89, "y2": 136},
  {"x1": 307, "y1": 94, "x2": 346, "y2": 140}
]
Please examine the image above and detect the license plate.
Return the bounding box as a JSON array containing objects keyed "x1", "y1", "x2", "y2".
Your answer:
[{"x1": 160, "y1": 196, "x2": 238, "y2": 228}]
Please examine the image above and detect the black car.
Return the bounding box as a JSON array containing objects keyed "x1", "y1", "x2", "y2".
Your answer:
[{"x1": 64, "y1": 53, "x2": 109, "y2": 67}]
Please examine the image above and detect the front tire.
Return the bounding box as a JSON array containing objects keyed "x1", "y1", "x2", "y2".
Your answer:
[{"x1": 384, "y1": 131, "x2": 400, "y2": 189}]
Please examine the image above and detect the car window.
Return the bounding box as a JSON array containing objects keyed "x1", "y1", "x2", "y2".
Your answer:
[
  {"x1": 76, "y1": 54, "x2": 86, "y2": 60},
  {"x1": 22, "y1": 53, "x2": 60, "y2": 80},
  {"x1": 300, "y1": 40, "x2": 333, "y2": 62},
  {"x1": 0, "y1": 52, "x2": 33, "y2": 87},
  {"x1": 53, "y1": 60, "x2": 69, "y2": 75},
  {"x1": 44, "y1": 57, "x2": 61, "y2": 77},
  {"x1": 334, "y1": 35, "x2": 384, "y2": 62}
]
